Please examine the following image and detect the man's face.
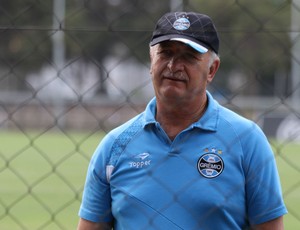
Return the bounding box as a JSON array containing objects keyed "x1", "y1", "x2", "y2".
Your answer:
[{"x1": 150, "y1": 41, "x2": 218, "y2": 105}]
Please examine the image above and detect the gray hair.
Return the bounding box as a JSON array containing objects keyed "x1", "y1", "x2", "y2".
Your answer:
[{"x1": 208, "y1": 50, "x2": 220, "y2": 67}]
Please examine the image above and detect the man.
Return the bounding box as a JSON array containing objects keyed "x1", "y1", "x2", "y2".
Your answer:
[{"x1": 77, "y1": 12, "x2": 287, "y2": 230}]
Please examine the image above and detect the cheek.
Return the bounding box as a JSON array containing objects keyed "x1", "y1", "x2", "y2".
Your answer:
[
  {"x1": 150, "y1": 62, "x2": 159, "y2": 84},
  {"x1": 150, "y1": 63, "x2": 157, "y2": 78},
  {"x1": 198, "y1": 64, "x2": 211, "y2": 81},
  {"x1": 150, "y1": 59, "x2": 165, "y2": 76},
  {"x1": 190, "y1": 69, "x2": 210, "y2": 87}
]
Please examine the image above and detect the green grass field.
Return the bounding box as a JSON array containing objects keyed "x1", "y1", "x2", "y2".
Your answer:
[
  {"x1": 270, "y1": 140, "x2": 300, "y2": 229},
  {"x1": 0, "y1": 131, "x2": 299, "y2": 229},
  {"x1": 0, "y1": 130, "x2": 105, "y2": 230}
]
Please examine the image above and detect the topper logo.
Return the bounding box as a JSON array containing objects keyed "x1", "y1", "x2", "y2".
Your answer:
[{"x1": 129, "y1": 153, "x2": 151, "y2": 169}]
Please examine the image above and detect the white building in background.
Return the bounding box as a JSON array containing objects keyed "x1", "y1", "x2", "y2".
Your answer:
[
  {"x1": 104, "y1": 57, "x2": 154, "y2": 102},
  {"x1": 27, "y1": 61, "x2": 99, "y2": 100},
  {"x1": 26, "y1": 58, "x2": 154, "y2": 103}
]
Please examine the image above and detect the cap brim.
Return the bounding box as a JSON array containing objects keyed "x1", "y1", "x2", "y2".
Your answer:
[
  {"x1": 170, "y1": 38, "x2": 208, "y2": 54},
  {"x1": 150, "y1": 35, "x2": 208, "y2": 54}
]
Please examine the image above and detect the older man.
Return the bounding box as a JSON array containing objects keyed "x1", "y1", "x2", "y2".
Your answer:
[{"x1": 77, "y1": 12, "x2": 287, "y2": 230}]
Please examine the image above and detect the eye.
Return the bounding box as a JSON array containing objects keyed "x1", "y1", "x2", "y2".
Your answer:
[
  {"x1": 182, "y1": 52, "x2": 200, "y2": 63},
  {"x1": 157, "y1": 49, "x2": 173, "y2": 58}
]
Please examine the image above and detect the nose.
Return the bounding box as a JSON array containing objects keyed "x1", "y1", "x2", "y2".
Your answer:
[{"x1": 167, "y1": 56, "x2": 184, "y2": 72}]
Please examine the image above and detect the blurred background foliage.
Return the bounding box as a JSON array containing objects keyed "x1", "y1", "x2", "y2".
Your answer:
[{"x1": 0, "y1": 0, "x2": 292, "y2": 96}]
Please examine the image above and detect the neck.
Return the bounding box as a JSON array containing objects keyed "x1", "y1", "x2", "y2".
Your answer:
[{"x1": 156, "y1": 96, "x2": 208, "y2": 140}]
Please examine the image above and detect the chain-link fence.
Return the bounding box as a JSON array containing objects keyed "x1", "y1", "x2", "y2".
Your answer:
[{"x1": 0, "y1": 0, "x2": 300, "y2": 229}]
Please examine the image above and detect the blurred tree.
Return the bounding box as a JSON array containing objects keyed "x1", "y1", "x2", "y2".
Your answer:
[
  {"x1": 0, "y1": 0, "x2": 53, "y2": 90},
  {"x1": 63, "y1": 0, "x2": 171, "y2": 94},
  {"x1": 0, "y1": 0, "x2": 292, "y2": 97},
  {"x1": 187, "y1": 0, "x2": 291, "y2": 96}
]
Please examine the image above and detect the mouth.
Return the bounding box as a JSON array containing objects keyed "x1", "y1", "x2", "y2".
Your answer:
[
  {"x1": 164, "y1": 76, "x2": 186, "y2": 82},
  {"x1": 162, "y1": 71, "x2": 187, "y2": 82}
]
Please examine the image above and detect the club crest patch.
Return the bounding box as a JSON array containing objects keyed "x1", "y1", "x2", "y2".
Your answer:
[
  {"x1": 197, "y1": 153, "x2": 224, "y2": 178},
  {"x1": 173, "y1": 17, "x2": 190, "y2": 31}
]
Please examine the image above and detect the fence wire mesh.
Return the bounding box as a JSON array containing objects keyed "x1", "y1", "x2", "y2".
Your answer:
[{"x1": 0, "y1": 0, "x2": 300, "y2": 229}]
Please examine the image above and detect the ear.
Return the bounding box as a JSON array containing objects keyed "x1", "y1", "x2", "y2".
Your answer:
[{"x1": 207, "y1": 58, "x2": 220, "y2": 83}]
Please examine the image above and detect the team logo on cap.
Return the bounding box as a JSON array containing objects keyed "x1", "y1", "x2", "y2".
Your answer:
[
  {"x1": 173, "y1": 17, "x2": 190, "y2": 31},
  {"x1": 197, "y1": 153, "x2": 224, "y2": 178}
]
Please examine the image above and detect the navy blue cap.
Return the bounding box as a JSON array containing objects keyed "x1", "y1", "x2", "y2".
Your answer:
[{"x1": 150, "y1": 12, "x2": 219, "y2": 54}]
